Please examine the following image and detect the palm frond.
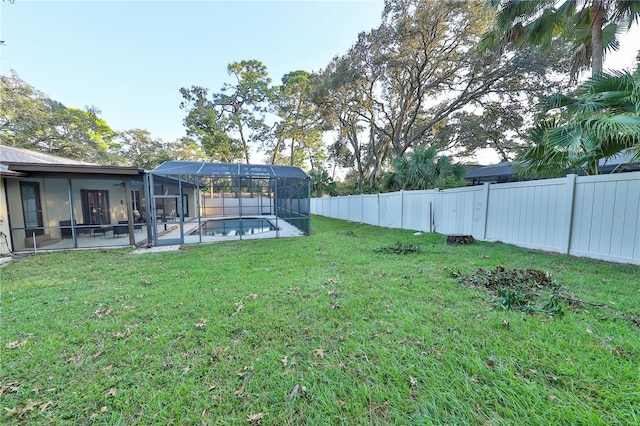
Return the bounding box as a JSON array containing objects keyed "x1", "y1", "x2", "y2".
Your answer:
[
  {"x1": 601, "y1": 23, "x2": 624, "y2": 55},
  {"x1": 612, "y1": 0, "x2": 640, "y2": 29},
  {"x1": 580, "y1": 115, "x2": 640, "y2": 142},
  {"x1": 523, "y1": 8, "x2": 566, "y2": 48}
]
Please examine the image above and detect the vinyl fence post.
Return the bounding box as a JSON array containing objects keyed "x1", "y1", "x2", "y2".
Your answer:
[
  {"x1": 481, "y1": 182, "x2": 490, "y2": 240},
  {"x1": 562, "y1": 174, "x2": 578, "y2": 254},
  {"x1": 400, "y1": 190, "x2": 404, "y2": 229}
]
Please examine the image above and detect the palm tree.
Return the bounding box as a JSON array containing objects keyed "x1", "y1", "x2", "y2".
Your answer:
[
  {"x1": 481, "y1": 0, "x2": 640, "y2": 80},
  {"x1": 381, "y1": 147, "x2": 467, "y2": 191},
  {"x1": 519, "y1": 69, "x2": 640, "y2": 175}
]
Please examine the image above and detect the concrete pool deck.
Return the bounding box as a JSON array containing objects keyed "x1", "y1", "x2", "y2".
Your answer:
[
  {"x1": 158, "y1": 216, "x2": 305, "y2": 245},
  {"x1": 14, "y1": 216, "x2": 306, "y2": 254}
]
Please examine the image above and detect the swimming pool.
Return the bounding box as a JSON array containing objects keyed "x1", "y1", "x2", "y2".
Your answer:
[{"x1": 189, "y1": 218, "x2": 278, "y2": 237}]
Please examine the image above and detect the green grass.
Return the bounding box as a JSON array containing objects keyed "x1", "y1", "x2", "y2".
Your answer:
[{"x1": 1, "y1": 216, "x2": 639, "y2": 425}]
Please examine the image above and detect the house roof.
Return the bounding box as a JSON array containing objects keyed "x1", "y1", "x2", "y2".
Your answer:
[
  {"x1": 466, "y1": 154, "x2": 640, "y2": 181},
  {"x1": 466, "y1": 161, "x2": 522, "y2": 179},
  {"x1": 0, "y1": 145, "x2": 95, "y2": 166},
  {"x1": 0, "y1": 163, "x2": 26, "y2": 177},
  {"x1": 0, "y1": 145, "x2": 142, "y2": 176}
]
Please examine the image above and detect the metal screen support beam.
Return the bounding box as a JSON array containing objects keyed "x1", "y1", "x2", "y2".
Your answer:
[
  {"x1": 148, "y1": 173, "x2": 157, "y2": 246},
  {"x1": 125, "y1": 178, "x2": 135, "y2": 246},
  {"x1": 67, "y1": 178, "x2": 77, "y2": 248},
  {"x1": 238, "y1": 173, "x2": 243, "y2": 241},
  {"x1": 274, "y1": 178, "x2": 279, "y2": 238},
  {"x1": 196, "y1": 176, "x2": 202, "y2": 243}
]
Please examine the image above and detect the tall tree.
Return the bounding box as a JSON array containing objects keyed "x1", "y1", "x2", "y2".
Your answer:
[
  {"x1": 427, "y1": 101, "x2": 527, "y2": 161},
  {"x1": 115, "y1": 129, "x2": 171, "y2": 169},
  {"x1": 481, "y1": 0, "x2": 640, "y2": 80},
  {"x1": 269, "y1": 70, "x2": 325, "y2": 169},
  {"x1": 317, "y1": 0, "x2": 570, "y2": 189},
  {"x1": 179, "y1": 85, "x2": 244, "y2": 163},
  {"x1": 167, "y1": 137, "x2": 208, "y2": 162},
  {"x1": 1, "y1": 71, "x2": 116, "y2": 163},
  {"x1": 180, "y1": 60, "x2": 271, "y2": 164}
]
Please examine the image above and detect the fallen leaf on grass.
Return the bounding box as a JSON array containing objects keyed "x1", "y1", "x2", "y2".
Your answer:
[
  {"x1": 234, "y1": 302, "x2": 244, "y2": 315},
  {"x1": 235, "y1": 374, "x2": 251, "y2": 397},
  {"x1": 281, "y1": 355, "x2": 288, "y2": 367},
  {"x1": 486, "y1": 357, "x2": 498, "y2": 369},
  {"x1": 100, "y1": 406, "x2": 109, "y2": 413},
  {"x1": 113, "y1": 331, "x2": 127, "y2": 339},
  {"x1": 39, "y1": 401, "x2": 53, "y2": 413},
  {"x1": 234, "y1": 385, "x2": 245, "y2": 397},
  {"x1": 106, "y1": 388, "x2": 117, "y2": 397},
  {"x1": 102, "y1": 364, "x2": 113, "y2": 373},
  {"x1": 5, "y1": 339, "x2": 27, "y2": 349},
  {"x1": 90, "y1": 350, "x2": 105, "y2": 359},
  {"x1": 288, "y1": 384, "x2": 307, "y2": 401},
  {"x1": 90, "y1": 308, "x2": 113, "y2": 318},
  {"x1": 548, "y1": 395, "x2": 561, "y2": 403},
  {"x1": 194, "y1": 319, "x2": 207, "y2": 328},
  {"x1": 4, "y1": 399, "x2": 39, "y2": 419},
  {"x1": 313, "y1": 348, "x2": 325, "y2": 358},
  {"x1": 409, "y1": 376, "x2": 418, "y2": 388},
  {"x1": 246, "y1": 412, "x2": 265, "y2": 423},
  {"x1": 0, "y1": 382, "x2": 20, "y2": 397},
  {"x1": 66, "y1": 354, "x2": 83, "y2": 365},
  {"x1": 244, "y1": 293, "x2": 259, "y2": 300}
]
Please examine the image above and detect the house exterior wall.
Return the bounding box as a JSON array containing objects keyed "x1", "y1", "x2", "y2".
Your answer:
[
  {"x1": 0, "y1": 177, "x2": 11, "y2": 256},
  {"x1": 4, "y1": 176, "x2": 144, "y2": 252}
]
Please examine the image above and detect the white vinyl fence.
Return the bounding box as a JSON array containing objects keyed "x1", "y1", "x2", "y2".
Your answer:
[{"x1": 311, "y1": 172, "x2": 640, "y2": 265}]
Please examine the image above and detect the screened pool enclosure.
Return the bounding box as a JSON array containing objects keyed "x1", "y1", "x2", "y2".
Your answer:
[{"x1": 148, "y1": 161, "x2": 311, "y2": 246}]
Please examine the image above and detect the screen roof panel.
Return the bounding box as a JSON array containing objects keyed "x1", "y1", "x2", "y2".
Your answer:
[{"x1": 151, "y1": 161, "x2": 308, "y2": 179}]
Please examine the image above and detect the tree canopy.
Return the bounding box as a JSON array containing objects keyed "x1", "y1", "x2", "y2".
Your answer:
[
  {"x1": 6, "y1": 0, "x2": 638, "y2": 188},
  {"x1": 481, "y1": 0, "x2": 640, "y2": 80}
]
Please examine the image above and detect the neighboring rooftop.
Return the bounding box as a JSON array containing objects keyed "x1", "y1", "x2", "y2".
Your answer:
[{"x1": 465, "y1": 153, "x2": 640, "y2": 185}]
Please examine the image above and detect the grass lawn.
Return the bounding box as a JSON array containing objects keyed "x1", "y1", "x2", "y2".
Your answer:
[{"x1": 1, "y1": 215, "x2": 639, "y2": 425}]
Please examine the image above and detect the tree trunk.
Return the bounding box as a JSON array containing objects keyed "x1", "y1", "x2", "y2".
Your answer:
[
  {"x1": 591, "y1": 0, "x2": 604, "y2": 76},
  {"x1": 270, "y1": 134, "x2": 284, "y2": 165},
  {"x1": 238, "y1": 124, "x2": 250, "y2": 164},
  {"x1": 290, "y1": 137, "x2": 296, "y2": 166}
]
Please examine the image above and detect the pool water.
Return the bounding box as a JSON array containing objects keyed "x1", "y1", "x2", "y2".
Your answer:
[{"x1": 189, "y1": 219, "x2": 277, "y2": 236}]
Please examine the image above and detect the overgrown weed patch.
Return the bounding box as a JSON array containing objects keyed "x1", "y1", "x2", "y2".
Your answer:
[
  {"x1": 454, "y1": 266, "x2": 564, "y2": 314},
  {"x1": 374, "y1": 241, "x2": 424, "y2": 254}
]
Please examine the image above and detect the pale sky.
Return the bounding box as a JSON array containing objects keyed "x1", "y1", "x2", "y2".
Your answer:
[
  {"x1": 1, "y1": 0, "x2": 385, "y2": 142},
  {"x1": 1, "y1": 1, "x2": 639, "y2": 165}
]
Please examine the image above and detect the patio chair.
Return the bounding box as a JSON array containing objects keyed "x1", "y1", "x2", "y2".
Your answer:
[
  {"x1": 59, "y1": 220, "x2": 92, "y2": 239},
  {"x1": 113, "y1": 221, "x2": 129, "y2": 238}
]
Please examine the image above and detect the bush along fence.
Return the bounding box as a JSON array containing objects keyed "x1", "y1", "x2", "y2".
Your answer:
[{"x1": 311, "y1": 172, "x2": 640, "y2": 265}]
